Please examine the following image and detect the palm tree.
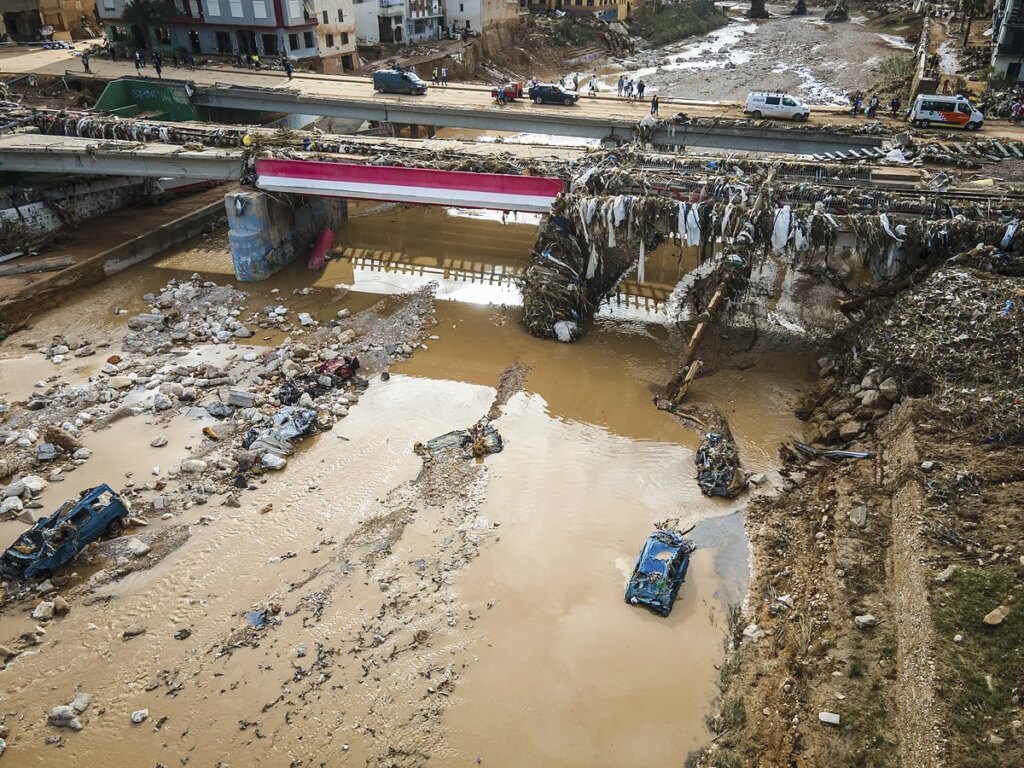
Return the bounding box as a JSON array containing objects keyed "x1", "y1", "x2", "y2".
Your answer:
[{"x1": 747, "y1": 0, "x2": 769, "y2": 19}]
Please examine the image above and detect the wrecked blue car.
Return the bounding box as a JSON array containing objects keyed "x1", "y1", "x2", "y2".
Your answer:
[
  {"x1": 0, "y1": 484, "x2": 129, "y2": 581},
  {"x1": 625, "y1": 528, "x2": 695, "y2": 617}
]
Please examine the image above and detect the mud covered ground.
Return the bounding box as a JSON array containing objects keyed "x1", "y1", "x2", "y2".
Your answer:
[
  {"x1": 604, "y1": 4, "x2": 919, "y2": 105},
  {"x1": 0, "y1": 207, "x2": 814, "y2": 767}
]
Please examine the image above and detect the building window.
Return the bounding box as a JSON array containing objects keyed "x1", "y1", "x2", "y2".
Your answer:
[
  {"x1": 288, "y1": 0, "x2": 301, "y2": 20},
  {"x1": 156, "y1": 27, "x2": 171, "y2": 43},
  {"x1": 216, "y1": 30, "x2": 232, "y2": 52},
  {"x1": 229, "y1": 0, "x2": 242, "y2": 16},
  {"x1": 289, "y1": 32, "x2": 299, "y2": 50},
  {"x1": 304, "y1": 30, "x2": 314, "y2": 47},
  {"x1": 459, "y1": 2, "x2": 463, "y2": 9},
  {"x1": 341, "y1": 32, "x2": 348, "y2": 44},
  {"x1": 325, "y1": 33, "x2": 334, "y2": 47},
  {"x1": 102, "y1": 0, "x2": 114, "y2": 10},
  {"x1": 322, "y1": 10, "x2": 328, "y2": 22},
  {"x1": 337, "y1": 9, "x2": 344, "y2": 21},
  {"x1": 207, "y1": 0, "x2": 220, "y2": 15},
  {"x1": 262, "y1": 33, "x2": 278, "y2": 53},
  {"x1": 253, "y1": 0, "x2": 267, "y2": 18}
]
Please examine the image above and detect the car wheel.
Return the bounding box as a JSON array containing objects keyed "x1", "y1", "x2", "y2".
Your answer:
[
  {"x1": 751, "y1": 110, "x2": 762, "y2": 120},
  {"x1": 534, "y1": 96, "x2": 543, "y2": 104},
  {"x1": 106, "y1": 517, "x2": 125, "y2": 537},
  {"x1": 966, "y1": 121, "x2": 981, "y2": 131},
  {"x1": 794, "y1": 113, "x2": 808, "y2": 122},
  {"x1": 376, "y1": 86, "x2": 384, "y2": 93},
  {"x1": 564, "y1": 97, "x2": 574, "y2": 106},
  {"x1": 913, "y1": 119, "x2": 927, "y2": 128}
]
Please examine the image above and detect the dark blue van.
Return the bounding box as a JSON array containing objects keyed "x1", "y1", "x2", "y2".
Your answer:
[
  {"x1": 0, "y1": 484, "x2": 129, "y2": 580},
  {"x1": 372, "y1": 69, "x2": 428, "y2": 95}
]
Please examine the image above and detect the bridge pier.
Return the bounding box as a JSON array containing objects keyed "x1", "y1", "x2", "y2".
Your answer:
[{"x1": 225, "y1": 190, "x2": 348, "y2": 282}]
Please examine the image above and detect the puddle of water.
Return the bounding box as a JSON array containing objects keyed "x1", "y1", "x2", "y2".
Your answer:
[{"x1": 877, "y1": 32, "x2": 914, "y2": 51}]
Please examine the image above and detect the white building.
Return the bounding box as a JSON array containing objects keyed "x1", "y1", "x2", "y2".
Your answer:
[
  {"x1": 992, "y1": 0, "x2": 1024, "y2": 80},
  {"x1": 447, "y1": 0, "x2": 520, "y2": 35}
]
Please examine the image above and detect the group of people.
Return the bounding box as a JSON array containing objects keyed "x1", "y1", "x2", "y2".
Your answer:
[
  {"x1": 430, "y1": 66, "x2": 449, "y2": 86},
  {"x1": 616, "y1": 75, "x2": 647, "y2": 102},
  {"x1": 1010, "y1": 98, "x2": 1024, "y2": 124},
  {"x1": 850, "y1": 93, "x2": 901, "y2": 119}
]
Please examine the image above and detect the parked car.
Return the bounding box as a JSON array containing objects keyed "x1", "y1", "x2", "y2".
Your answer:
[
  {"x1": 528, "y1": 83, "x2": 579, "y2": 106},
  {"x1": 372, "y1": 69, "x2": 428, "y2": 95},
  {"x1": 744, "y1": 91, "x2": 810, "y2": 121},
  {"x1": 908, "y1": 93, "x2": 983, "y2": 130},
  {"x1": 625, "y1": 527, "x2": 695, "y2": 617},
  {"x1": 0, "y1": 484, "x2": 130, "y2": 580}
]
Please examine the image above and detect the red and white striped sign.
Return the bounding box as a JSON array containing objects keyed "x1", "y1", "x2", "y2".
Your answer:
[{"x1": 255, "y1": 158, "x2": 564, "y2": 213}]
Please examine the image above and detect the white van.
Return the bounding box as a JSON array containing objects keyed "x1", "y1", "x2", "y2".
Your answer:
[
  {"x1": 908, "y1": 94, "x2": 983, "y2": 130},
  {"x1": 744, "y1": 92, "x2": 811, "y2": 121}
]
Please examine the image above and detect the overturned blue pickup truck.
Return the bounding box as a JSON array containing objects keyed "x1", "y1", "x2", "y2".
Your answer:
[
  {"x1": 0, "y1": 484, "x2": 129, "y2": 581},
  {"x1": 625, "y1": 527, "x2": 696, "y2": 617}
]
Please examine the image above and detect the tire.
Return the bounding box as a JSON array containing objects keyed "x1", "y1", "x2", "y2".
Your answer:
[
  {"x1": 564, "y1": 97, "x2": 574, "y2": 106},
  {"x1": 534, "y1": 96, "x2": 543, "y2": 104},
  {"x1": 376, "y1": 86, "x2": 384, "y2": 93},
  {"x1": 106, "y1": 517, "x2": 125, "y2": 537},
  {"x1": 913, "y1": 119, "x2": 927, "y2": 128},
  {"x1": 966, "y1": 121, "x2": 981, "y2": 131},
  {"x1": 751, "y1": 110, "x2": 762, "y2": 120},
  {"x1": 794, "y1": 113, "x2": 808, "y2": 122}
]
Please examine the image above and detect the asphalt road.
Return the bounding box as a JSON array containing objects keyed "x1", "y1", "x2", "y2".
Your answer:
[{"x1": 3, "y1": 44, "x2": 1024, "y2": 143}]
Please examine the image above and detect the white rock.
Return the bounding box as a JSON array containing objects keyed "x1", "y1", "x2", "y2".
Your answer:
[
  {"x1": 854, "y1": 614, "x2": 878, "y2": 630},
  {"x1": 32, "y1": 601, "x2": 55, "y2": 621},
  {"x1": 261, "y1": 454, "x2": 287, "y2": 470},
  {"x1": 71, "y1": 692, "x2": 93, "y2": 713},
  {"x1": 935, "y1": 564, "x2": 956, "y2": 583},
  {"x1": 0, "y1": 496, "x2": 23, "y2": 515},
  {"x1": 180, "y1": 459, "x2": 208, "y2": 474},
  {"x1": 48, "y1": 705, "x2": 82, "y2": 730},
  {"x1": 818, "y1": 711, "x2": 841, "y2": 726},
  {"x1": 125, "y1": 538, "x2": 151, "y2": 557},
  {"x1": 298, "y1": 312, "x2": 316, "y2": 327},
  {"x1": 150, "y1": 435, "x2": 168, "y2": 448},
  {"x1": 108, "y1": 376, "x2": 134, "y2": 390},
  {"x1": 130, "y1": 709, "x2": 149, "y2": 724},
  {"x1": 72, "y1": 448, "x2": 92, "y2": 460}
]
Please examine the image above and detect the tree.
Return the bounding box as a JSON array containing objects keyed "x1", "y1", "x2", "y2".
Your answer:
[
  {"x1": 747, "y1": 0, "x2": 769, "y2": 19},
  {"x1": 121, "y1": 0, "x2": 174, "y2": 49},
  {"x1": 959, "y1": 0, "x2": 992, "y2": 48}
]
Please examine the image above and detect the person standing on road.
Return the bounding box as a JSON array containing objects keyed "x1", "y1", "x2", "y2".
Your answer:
[
  {"x1": 284, "y1": 58, "x2": 294, "y2": 80},
  {"x1": 172, "y1": 51, "x2": 179, "y2": 68},
  {"x1": 133, "y1": 49, "x2": 142, "y2": 71},
  {"x1": 651, "y1": 94, "x2": 659, "y2": 116},
  {"x1": 637, "y1": 79, "x2": 646, "y2": 100},
  {"x1": 625, "y1": 78, "x2": 634, "y2": 101},
  {"x1": 572, "y1": 72, "x2": 579, "y2": 91},
  {"x1": 432, "y1": 66, "x2": 439, "y2": 84},
  {"x1": 81, "y1": 53, "x2": 91, "y2": 73},
  {"x1": 154, "y1": 58, "x2": 163, "y2": 79},
  {"x1": 185, "y1": 52, "x2": 195, "y2": 70},
  {"x1": 109, "y1": 44, "x2": 118, "y2": 62},
  {"x1": 440, "y1": 65, "x2": 448, "y2": 86},
  {"x1": 617, "y1": 75, "x2": 624, "y2": 97},
  {"x1": 252, "y1": 53, "x2": 261, "y2": 70},
  {"x1": 497, "y1": 84, "x2": 506, "y2": 105}
]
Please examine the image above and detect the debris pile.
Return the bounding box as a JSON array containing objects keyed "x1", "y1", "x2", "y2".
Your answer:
[
  {"x1": 824, "y1": 0, "x2": 849, "y2": 23},
  {"x1": 845, "y1": 266, "x2": 1024, "y2": 444},
  {"x1": 695, "y1": 430, "x2": 747, "y2": 498}
]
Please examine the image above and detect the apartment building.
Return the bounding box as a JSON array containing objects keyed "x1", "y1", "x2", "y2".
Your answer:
[
  {"x1": 447, "y1": 0, "x2": 522, "y2": 35},
  {"x1": 352, "y1": 0, "x2": 441, "y2": 44},
  {"x1": 993, "y1": 0, "x2": 1024, "y2": 80},
  {"x1": 97, "y1": 0, "x2": 357, "y2": 70},
  {"x1": 2, "y1": 0, "x2": 96, "y2": 41},
  {"x1": 526, "y1": 0, "x2": 629, "y2": 22}
]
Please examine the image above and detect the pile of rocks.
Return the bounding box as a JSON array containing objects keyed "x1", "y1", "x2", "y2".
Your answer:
[{"x1": 809, "y1": 360, "x2": 901, "y2": 445}]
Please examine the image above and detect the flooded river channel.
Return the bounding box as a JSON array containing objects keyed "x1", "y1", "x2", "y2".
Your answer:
[{"x1": 0, "y1": 203, "x2": 809, "y2": 766}]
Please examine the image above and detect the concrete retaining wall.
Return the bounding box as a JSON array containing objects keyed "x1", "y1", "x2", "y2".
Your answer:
[
  {"x1": 226, "y1": 190, "x2": 348, "y2": 281},
  {"x1": 0, "y1": 177, "x2": 148, "y2": 234}
]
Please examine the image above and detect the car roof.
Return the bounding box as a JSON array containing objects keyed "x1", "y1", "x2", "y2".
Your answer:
[{"x1": 637, "y1": 530, "x2": 687, "y2": 576}]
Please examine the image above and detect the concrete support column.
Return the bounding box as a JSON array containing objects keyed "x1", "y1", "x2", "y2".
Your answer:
[
  {"x1": 408, "y1": 124, "x2": 421, "y2": 139},
  {"x1": 225, "y1": 190, "x2": 348, "y2": 282},
  {"x1": 425, "y1": 125, "x2": 436, "y2": 138}
]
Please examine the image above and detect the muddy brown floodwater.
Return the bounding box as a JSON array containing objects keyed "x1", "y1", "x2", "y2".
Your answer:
[{"x1": 0, "y1": 203, "x2": 809, "y2": 766}]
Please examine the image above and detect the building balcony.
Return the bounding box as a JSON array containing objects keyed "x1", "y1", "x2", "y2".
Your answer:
[{"x1": 379, "y1": 0, "x2": 405, "y2": 15}]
